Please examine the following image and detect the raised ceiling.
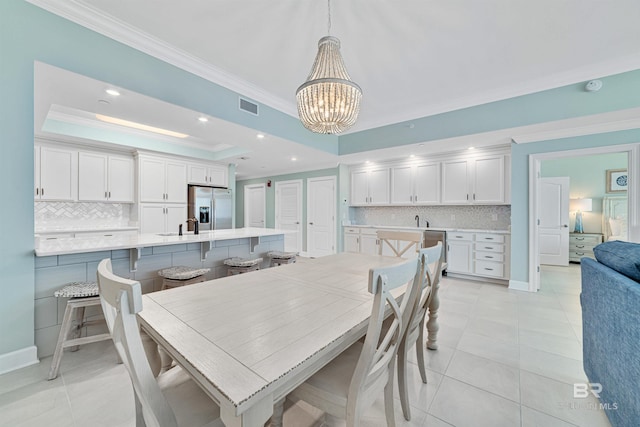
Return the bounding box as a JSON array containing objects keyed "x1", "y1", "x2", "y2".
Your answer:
[{"x1": 29, "y1": 0, "x2": 640, "y2": 178}]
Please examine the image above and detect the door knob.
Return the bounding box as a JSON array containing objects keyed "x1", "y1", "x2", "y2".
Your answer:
[
  {"x1": 562, "y1": 224, "x2": 569, "y2": 228},
  {"x1": 295, "y1": 221, "x2": 300, "y2": 224},
  {"x1": 309, "y1": 222, "x2": 314, "y2": 225}
]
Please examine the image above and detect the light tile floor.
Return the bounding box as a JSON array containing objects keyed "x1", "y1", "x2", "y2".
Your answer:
[{"x1": 0, "y1": 264, "x2": 613, "y2": 427}]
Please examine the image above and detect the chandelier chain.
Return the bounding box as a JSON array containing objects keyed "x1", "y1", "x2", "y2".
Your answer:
[{"x1": 327, "y1": 0, "x2": 331, "y2": 35}]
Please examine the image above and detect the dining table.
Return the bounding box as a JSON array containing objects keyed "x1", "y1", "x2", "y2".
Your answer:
[{"x1": 137, "y1": 252, "x2": 441, "y2": 427}]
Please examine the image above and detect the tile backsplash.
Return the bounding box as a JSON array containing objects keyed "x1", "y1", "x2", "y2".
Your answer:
[
  {"x1": 35, "y1": 202, "x2": 132, "y2": 229},
  {"x1": 349, "y1": 205, "x2": 511, "y2": 230}
]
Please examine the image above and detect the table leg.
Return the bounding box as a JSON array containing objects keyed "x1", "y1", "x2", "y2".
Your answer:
[
  {"x1": 426, "y1": 281, "x2": 440, "y2": 350},
  {"x1": 140, "y1": 329, "x2": 161, "y2": 377},
  {"x1": 220, "y1": 395, "x2": 273, "y2": 427}
]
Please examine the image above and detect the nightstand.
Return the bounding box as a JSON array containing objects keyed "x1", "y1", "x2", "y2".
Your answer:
[{"x1": 569, "y1": 233, "x2": 603, "y2": 263}]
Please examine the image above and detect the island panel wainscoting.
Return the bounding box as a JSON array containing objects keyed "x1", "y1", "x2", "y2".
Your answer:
[{"x1": 34, "y1": 228, "x2": 286, "y2": 358}]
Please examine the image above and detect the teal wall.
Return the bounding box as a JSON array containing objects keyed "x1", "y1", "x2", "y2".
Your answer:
[
  {"x1": 0, "y1": 0, "x2": 334, "y2": 356},
  {"x1": 510, "y1": 130, "x2": 640, "y2": 283},
  {"x1": 236, "y1": 167, "x2": 342, "y2": 252}
]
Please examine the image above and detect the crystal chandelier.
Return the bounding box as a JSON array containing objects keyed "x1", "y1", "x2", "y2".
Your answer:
[{"x1": 296, "y1": 0, "x2": 362, "y2": 134}]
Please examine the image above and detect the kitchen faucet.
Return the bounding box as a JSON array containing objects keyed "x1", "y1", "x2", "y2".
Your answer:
[
  {"x1": 415, "y1": 215, "x2": 420, "y2": 227},
  {"x1": 186, "y1": 217, "x2": 199, "y2": 235}
]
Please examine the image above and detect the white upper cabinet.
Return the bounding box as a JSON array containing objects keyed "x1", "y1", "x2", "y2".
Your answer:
[
  {"x1": 78, "y1": 152, "x2": 133, "y2": 203},
  {"x1": 139, "y1": 155, "x2": 187, "y2": 204},
  {"x1": 350, "y1": 167, "x2": 389, "y2": 205},
  {"x1": 442, "y1": 155, "x2": 506, "y2": 205},
  {"x1": 188, "y1": 163, "x2": 228, "y2": 187},
  {"x1": 390, "y1": 162, "x2": 440, "y2": 205},
  {"x1": 35, "y1": 145, "x2": 77, "y2": 201}
]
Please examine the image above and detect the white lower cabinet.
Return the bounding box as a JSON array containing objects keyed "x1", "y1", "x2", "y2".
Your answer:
[
  {"x1": 140, "y1": 204, "x2": 187, "y2": 234},
  {"x1": 447, "y1": 232, "x2": 510, "y2": 280},
  {"x1": 344, "y1": 228, "x2": 360, "y2": 253},
  {"x1": 447, "y1": 232, "x2": 474, "y2": 274},
  {"x1": 359, "y1": 232, "x2": 379, "y2": 255}
]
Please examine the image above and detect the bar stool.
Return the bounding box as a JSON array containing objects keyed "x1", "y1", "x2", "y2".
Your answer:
[
  {"x1": 268, "y1": 251, "x2": 298, "y2": 267},
  {"x1": 224, "y1": 257, "x2": 263, "y2": 275},
  {"x1": 48, "y1": 281, "x2": 112, "y2": 380},
  {"x1": 158, "y1": 266, "x2": 210, "y2": 290}
]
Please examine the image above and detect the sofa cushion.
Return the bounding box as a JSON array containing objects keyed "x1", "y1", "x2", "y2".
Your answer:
[{"x1": 593, "y1": 241, "x2": 640, "y2": 282}]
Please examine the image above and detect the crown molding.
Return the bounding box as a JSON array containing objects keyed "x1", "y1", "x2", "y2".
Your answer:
[{"x1": 26, "y1": 0, "x2": 299, "y2": 118}]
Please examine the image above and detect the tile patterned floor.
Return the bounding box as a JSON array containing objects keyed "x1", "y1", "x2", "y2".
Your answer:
[{"x1": 0, "y1": 264, "x2": 613, "y2": 426}]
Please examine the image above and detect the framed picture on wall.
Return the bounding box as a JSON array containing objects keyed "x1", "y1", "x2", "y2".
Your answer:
[{"x1": 606, "y1": 169, "x2": 628, "y2": 193}]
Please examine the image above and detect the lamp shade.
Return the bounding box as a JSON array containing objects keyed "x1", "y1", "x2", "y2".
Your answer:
[{"x1": 570, "y1": 198, "x2": 593, "y2": 212}]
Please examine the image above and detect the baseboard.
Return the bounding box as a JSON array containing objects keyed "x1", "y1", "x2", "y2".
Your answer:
[
  {"x1": 509, "y1": 280, "x2": 531, "y2": 292},
  {"x1": 0, "y1": 346, "x2": 39, "y2": 375}
]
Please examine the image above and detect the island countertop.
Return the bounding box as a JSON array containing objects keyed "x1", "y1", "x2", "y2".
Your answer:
[{"x1": 35, "y1": 227, "x2": 289, "y2": 257}]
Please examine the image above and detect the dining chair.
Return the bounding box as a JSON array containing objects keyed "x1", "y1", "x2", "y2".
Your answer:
[
  {"x1": 377, "y1": 230, "x2": 424, "y2": 258},
  {"x1": 276, "y1": 256, "x2": 424, "y2": 427},
  {"x1": 397, "y1": 242, "x2": 443, "y2": 421},
  {"x1": 97, "y1": 259, "x2": 223, "y2": 427}
]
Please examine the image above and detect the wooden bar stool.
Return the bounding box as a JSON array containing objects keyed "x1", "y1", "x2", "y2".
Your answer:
[
  {"x1": 224, "y1": 257, "x2": 263, "y2": 275},
  {"x1": 157, "y1": 266, "x2": 210, "y2": 290},
  {"x1": 48, "y1": 281, "x2": 112, "y2": 380},
  {"x1": 268, "y1": 251, "x2": 298, "y2": 267}
]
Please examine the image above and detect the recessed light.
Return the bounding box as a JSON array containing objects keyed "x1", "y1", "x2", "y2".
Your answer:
[
  {"x1": 291, "y1": 157, "x2": 297, "y2": 161},
  {"x1": 410, "y1": 154, "x2": 415, "y2": 158},
  {"x1": 419, "y1": 144, "x2": 424, "y2": 147},
  {"x1": 257, "y1": 134, "x2": 265, "y2": 139},
  {"x1": 365, "y1": 160, "x2": 370, "y2": 164},
  {"x1": 105, "y1": 89, "x2": 120, "y2": 96},
  {"x1": 198, "y1": 117, "x2": 208, "y2": 123},
  {"x1": 468, "y1": 146, "x2": 475, "y2": 150}
]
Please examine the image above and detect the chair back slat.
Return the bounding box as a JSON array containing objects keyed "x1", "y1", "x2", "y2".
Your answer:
[
  {"x1": 377, "y1": 230, "x2": 424, "y2": 258},
  {"x1": 97, "y1": 259, "x2": 178, "y2": 427},
  {"x1": 348, "y1": 256, "x2": 424, "y2": 412}
]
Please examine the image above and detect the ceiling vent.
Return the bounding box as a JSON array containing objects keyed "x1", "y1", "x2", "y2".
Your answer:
[{"x1": 239, "y1": 98, "x2": 259, "y2": 116}]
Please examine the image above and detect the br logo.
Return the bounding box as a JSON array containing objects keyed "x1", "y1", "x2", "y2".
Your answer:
[{"x1": 574, "y1": 383, "x2": 602, "y2": 399}]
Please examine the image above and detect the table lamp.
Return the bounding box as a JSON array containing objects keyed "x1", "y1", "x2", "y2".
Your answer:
[{"x1": 570, "y1": 198, "x2": 592, "y2": 233}]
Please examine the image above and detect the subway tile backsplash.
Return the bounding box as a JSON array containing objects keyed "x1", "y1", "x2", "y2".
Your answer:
[
  {"x1": 35, "y1": 201, "x2": 131, "y2": 228},
  {"x1": 350, "y1": 205, "x2": 511, "y2": 230}
]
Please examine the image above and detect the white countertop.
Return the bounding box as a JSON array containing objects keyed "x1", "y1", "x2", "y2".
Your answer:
[
  {"x1": 35, "y1": 227, "x2": 289, "y2": 256},
  {"x1": 343, "y1": 224, "x2": 510, "y2": 234},
  {"x1": 35, "y1": 225, "x2": 139, "y2": 234}
]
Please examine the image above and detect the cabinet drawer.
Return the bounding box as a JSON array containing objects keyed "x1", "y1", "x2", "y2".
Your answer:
[
  {"x1": 570, "y1": 250, "x2": 595, "y2": 259},
  {"x1": 360, "y1": 228, "x2": 378, "y2": 236},
  {"x1": 570, "y1": 235, "x2": 601, "y2": 244},
  {"x1": 449, "y1": 232, "x2": 474, "y2": 242},
  {"x1": 475, "y1": 243, "x2": 504, "y2": 253},
  {"x1": 475, "y1": 233, "x2": 505, "y2": 243},
  {"x1": 344, "y1": 228, "x2": 359, "y2": 234},
  {"x1": 569, "y1": 243, "x2": 598, "y2": 251},
  {"x1": 475, "y1": 251, "x2": 504, "y2": 262},
  {"x1": 474, "y1": 260, "x2": 505, "y2": 278}
]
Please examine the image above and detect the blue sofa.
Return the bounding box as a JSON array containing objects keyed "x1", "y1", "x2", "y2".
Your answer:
[{"x1": 581, "y1": 241, "x2": 640, "y2": 427}]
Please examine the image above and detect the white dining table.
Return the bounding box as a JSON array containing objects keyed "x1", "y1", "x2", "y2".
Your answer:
[{"x1": 137, "y1": 252, "x2": 439, "y2": 427}]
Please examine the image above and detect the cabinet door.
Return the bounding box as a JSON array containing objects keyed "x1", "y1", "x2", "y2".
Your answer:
[
  {"x1": 188, "y1": 164, "x2": 208, "y2": 185},
  {"x1": 368, "y1": 168, "x2": 390, "y2": 205},
  {"x1": 34, "y1": 147, "x2": 41, "y2": 199},
  {"x1": 390, "y1": 166, "x2": 414, "y2": 205},
  {"x1": 447, "y1": 241, "x2": 473, "y2": 273},
  {"x1": 166, "y1": 205, "x2": 187, "y2": 234},
  {"x1": 108, "y1": 156, "x2": 134, "y2": 203},
  {"x1": 359, "y1": 234, "x2": 379, "y2": 255},
  {"x1": 472, "y1": 156, "x2": 504, "y2": 204},
  {"x1": 344, "y1": 233, "x2": 360, "y2": 253},
  {"x1": 139, "y1": 158, "x2": 166, "y2": 202},
  {"x1": 351, "y1": 170, "x2": 369, "y2": 205},
  {"x1": 78, "y1": 152, "x2": 107, "y2": 201},
  {"x1": 414, "y1": 163, "x2": 440, "y2": 204},
  {"x1": 40, "y1": 146, "x2": 76, "y2": 201},
  {"x1": 442, "y1": 160, "x2": 470, "y2": 204},
  {"x1": 208, "y1": 165, "x2": 228, "y2": 188},
  {"x1": 140, "y1": 204, "x2": 166, "y2": 234},
  {"x1": 165, "y1": 161, "x2": 187, "y2": 203}
]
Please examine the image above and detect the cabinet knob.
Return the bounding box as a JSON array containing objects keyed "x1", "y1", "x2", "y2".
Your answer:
[{"x1": 562, "y1": 224, "x2": 569, "y2": 228}]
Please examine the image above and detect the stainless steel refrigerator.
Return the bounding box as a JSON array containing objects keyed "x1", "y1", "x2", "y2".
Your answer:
[{"x1": 187, "y1": 185, "x2": 232, "y2": 231}]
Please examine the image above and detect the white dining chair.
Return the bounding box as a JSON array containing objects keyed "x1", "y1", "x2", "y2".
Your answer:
[
  {"x1": 377, "y1": 230, "x2": 424, "y2": 258},
  {"x1": 397, "y1": 242, "x2": 443, "y2": 421},
  {"x1": 97, "y1": 259, "x2": 223, "y2": 427},
  {"x1": 274, "y1": 256, "x2": 424, "y2": 427}
]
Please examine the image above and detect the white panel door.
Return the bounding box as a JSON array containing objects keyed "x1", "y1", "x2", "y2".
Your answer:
[
  {"x1": 108, "y1": 156, "x2": 134, "y2": 203},
  {"x1": 40, "y1": 146, "x2": 76, "y2": 201},
  {"x1": 34, "y1": 147, "x2": 41, "y2": 200},
  {"x1": 359, "y1": 234, "x2": 378, "y2": 255},
  {"x1": 275, "y1": 180, "x2": 302, "y2": 253},
  {"x1": 473, "y1": 156, "x2": 505, "y2": 204},
  {"x1": 307, "y1": 176, "x2": 336, "y2": 257},
  {"x1": 368, "y1": 168, "x2": 390, "y2": 205},
  {"x1": 165, "y1": 161, "x2": 187, "y2": 203},
  {"x1": 539, "y1": 177, "x2": 570, "y2": 266},
  {"x1": 140, "y1": 204, "x2": 166, "y2": 234},
  {"x1": 390, "y1": 165, "x2": 413, "y2": 204},
  {"x1": 415, "y1": 163, "x2": 440, "y2": 204},
  {"x1": 166, "y1": 205, "x2": 187, "y2": 234},
  {"x1": 208, "y1": 165, "x2": 228, "y2": 187},
  {"x1": 245, "y1": 184, "x2": 266, "y2": 228},
  {"x1": 447, "y1": 241, "x2": 473, "y2": 273},
  {"x1": 139, "y1": 158, "x2": 166, "y2": 202},
  {"x1": 350, "y1": 170, "x2": 369, "y2": 205},
  {"x1": 188, "y1": 163, "x2": 208, "y2": 185},
  {"x1": 442, "y1": 160, "x2": 469, "y2": 204},
  {"x1": 344, "y1": 233, "x2": 359, "y2": 253},
  {"x1": 78, "y1": 152, "x2": 107, "y2": 201}
]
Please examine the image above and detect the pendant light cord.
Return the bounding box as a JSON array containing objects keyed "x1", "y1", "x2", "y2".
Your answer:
[{"x1": 327, "y1": 0, "x2": 332, "y2": 35}]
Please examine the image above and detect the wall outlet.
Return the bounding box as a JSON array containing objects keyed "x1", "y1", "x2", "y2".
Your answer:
[
  {"x1": 492, "y1": 214, "x2": 498, "y2": 221},
  {"x1": 450, "y1": 214, "x2": 455, "y2": 221}
]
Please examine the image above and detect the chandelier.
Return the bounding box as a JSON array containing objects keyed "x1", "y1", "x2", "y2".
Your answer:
[{"x1": 296, "y1": 0, "x2": 362, "y2": 134}]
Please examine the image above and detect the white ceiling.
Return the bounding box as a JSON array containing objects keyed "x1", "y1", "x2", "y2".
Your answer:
[{"x1": 30, "y1": 0, "x2": 640, "y2": 179}]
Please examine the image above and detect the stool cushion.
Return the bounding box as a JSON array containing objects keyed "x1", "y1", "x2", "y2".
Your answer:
[
  {"x1": 224, "y1": 257, "x2": 263, "y2": 267},
  {"x1": 54, "y1": 281, "x2": 99, "y2": 298},
  {"x1": 268, "y1": 251, "x2": 298, "y2": 260},
  {"x1": 158, "y1": 266, "x2": 211, "y2": 280}
]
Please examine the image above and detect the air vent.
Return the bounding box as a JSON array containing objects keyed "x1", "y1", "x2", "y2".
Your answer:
[{"x1": 239, "y1": 98, "x2": 259, "y2": 116}]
